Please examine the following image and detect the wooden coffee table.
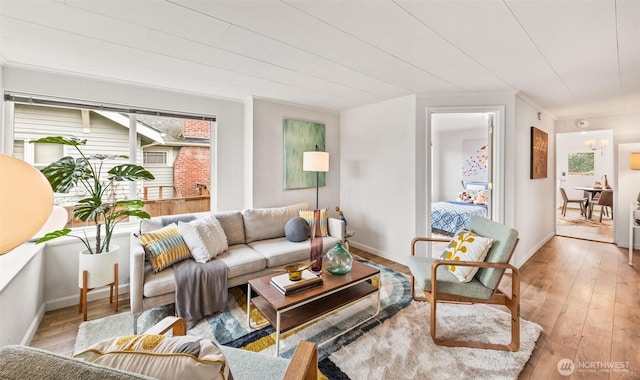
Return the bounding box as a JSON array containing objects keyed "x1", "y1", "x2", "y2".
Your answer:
[{"x1": 247, "y1": 260, "x2": 381, "y2": 356}]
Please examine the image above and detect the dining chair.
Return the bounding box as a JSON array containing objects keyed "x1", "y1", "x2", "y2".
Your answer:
[
  {"x1": 560, "y1": 187, "x2": 585, "y2": 217},
  {"x1": 589, "y1": 189, "x2": 613, "y2": 222}
]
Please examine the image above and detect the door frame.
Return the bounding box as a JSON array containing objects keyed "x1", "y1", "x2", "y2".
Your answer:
[{"x1": 425, "y1": 105, "x2": 506, "y2": 237}]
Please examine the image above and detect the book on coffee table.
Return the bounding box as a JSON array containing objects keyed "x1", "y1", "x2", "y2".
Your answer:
[{"x1": 270, "y1": 270, "x2": 322, "y2": 295}]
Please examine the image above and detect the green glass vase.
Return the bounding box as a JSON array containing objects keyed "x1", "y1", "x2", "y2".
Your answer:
[{"x1": 324, "y1": 242, "x2": 353, "y2": 275}]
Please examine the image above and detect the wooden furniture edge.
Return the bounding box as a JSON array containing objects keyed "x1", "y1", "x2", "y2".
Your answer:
[
  {"x1": 144, "y1": 316, "x2": 187, "y2": 336},
  {"x1": 283, "y1": 340, "x2": 318, "y2": 380}
]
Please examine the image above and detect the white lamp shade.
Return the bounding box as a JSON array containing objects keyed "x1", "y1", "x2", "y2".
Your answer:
[
  {"x1": 0, "y1": 154, "x2": 53, "y2": 254},
  {"x1": 303, "y1": 151, "x2": 329, "y2": 172}
]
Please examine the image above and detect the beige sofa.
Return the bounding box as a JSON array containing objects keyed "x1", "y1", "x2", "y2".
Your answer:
[{"x1": 130, "y1": 203, "x2": 345, "y2": 316}]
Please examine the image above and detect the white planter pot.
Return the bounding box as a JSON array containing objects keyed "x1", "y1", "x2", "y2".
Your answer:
[{"x1": 78, "y1": 246, "x2": 119, "y2": 288}]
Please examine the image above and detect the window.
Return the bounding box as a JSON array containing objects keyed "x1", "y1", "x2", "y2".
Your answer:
[
  {"x1": 8, "y1": 99, "x2": 215, "y2": 228},
  {"x1": 568, "y1": 152, "x2": 594, "y2": 176},
  {"x1": 34, "y1": 142, "x2": 64, "y2": 166},
  {"x1": 144, "y1": 151, "x2": 168, "y2": 165}
]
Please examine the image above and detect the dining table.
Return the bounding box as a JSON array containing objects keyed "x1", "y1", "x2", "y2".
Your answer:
[{"x1": 574, "y1": 186, "x2": 605, "y2": 218}]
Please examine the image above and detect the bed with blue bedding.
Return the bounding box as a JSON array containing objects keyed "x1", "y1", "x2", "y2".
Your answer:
[{"x1": 431, "y1": 201, "x2": 488, "y2": 235}]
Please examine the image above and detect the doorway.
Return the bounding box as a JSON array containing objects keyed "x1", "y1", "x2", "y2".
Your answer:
[
  {"x1": 555, "y1": 130, "x2": 614, "y2": 243},
  {"x1": 426, "y1": 106, "x2": 505, "y2": 239}
]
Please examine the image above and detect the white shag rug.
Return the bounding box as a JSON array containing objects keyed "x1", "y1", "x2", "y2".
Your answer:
[{"x1": 330, "y1": 302, "x2": 541, "y2": 380}]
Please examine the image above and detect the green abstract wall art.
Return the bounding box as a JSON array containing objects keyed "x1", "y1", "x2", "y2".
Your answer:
[{"x1": 283, "y1": 119, "x2": 326, "y2": 190}]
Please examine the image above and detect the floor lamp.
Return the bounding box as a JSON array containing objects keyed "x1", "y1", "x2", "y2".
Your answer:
[{"x1": 303, "y1": 146, "x2": 329, "y2": 210}]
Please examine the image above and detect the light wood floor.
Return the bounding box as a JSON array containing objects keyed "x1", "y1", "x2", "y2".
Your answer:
[{"x1": 30, "y1": 241, "x2": 639, "y2": 379}]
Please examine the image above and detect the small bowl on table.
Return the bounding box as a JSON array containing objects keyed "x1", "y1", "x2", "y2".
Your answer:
[{"x1": 279, "y1": 262, "x2": 313, "y2": 281}]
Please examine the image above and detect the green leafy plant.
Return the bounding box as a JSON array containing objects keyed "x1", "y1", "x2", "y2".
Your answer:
[{"x1": 32, "y1": 136, "x2": 155, "y2": 254}]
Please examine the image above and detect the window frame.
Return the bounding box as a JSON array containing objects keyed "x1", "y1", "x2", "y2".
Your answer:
[{"x1": 4, "y1": 95, "x2": 216, "y2": 232}]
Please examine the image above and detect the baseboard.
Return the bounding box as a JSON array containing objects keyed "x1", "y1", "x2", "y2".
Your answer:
[
  {"x1": 21, "y1": 303, "x2": 45, "y2": 345},
  {"x1": 45, "y1": 283, "x2": 129, "y2": 311},
  {"x1": 515, "y1": 231, "x2": 555, "y2": 268},
  {"x1": 349, "y1": 241, "x2": 405, "y2": 265}
]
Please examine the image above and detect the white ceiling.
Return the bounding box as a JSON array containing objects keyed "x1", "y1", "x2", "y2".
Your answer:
[{"x1": 1, "y1": 0, "x2": 639, "y2": 118}]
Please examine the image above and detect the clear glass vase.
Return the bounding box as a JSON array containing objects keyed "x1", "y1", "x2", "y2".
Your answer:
[{"x1": 324, "y1": 242, "x2": 353, "y2": 275}]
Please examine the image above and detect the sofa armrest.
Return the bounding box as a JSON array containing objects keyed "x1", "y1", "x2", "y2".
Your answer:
[
  {"x1": 328, "y1": 217, "x2": 345, "y2": 241},
  {"x1": 129, "y1": 234, "x2": 146, "y2": 314}
]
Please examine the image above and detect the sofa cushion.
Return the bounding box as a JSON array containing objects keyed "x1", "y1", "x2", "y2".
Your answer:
[
  {"x1": 248, "y1": 238, "x2": 310, "y2": 268},
  {"x1": 215, "y1": 244, "x2": 268, "y2": 279},
  {"x1": 284, "y1": 216, "x2": 309, "y2": 242},
  {"x1": 249, "y1": 236, "x2": 339, "y2": 268},
  {"x1": 178, "y1": 216, "x2": 228, "y2": 263},
  {"x1": 212, "y1": 211, "x2": 245, "y2": 245},
  {"x1": 138, "y1": 224, "x2": 191, "y2": 274},
  {"x1": 75, "y1": 334, "x2": 230, "y2": 380},
  {"x1": 143, "y1": 263, "x2": 175, "y2": 298},
  {"x1": 242, "y1": 203, "x2": 309, "y2": 243}
]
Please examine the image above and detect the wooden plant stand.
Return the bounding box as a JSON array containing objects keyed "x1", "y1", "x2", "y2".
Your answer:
[{"x1": 78, "y1": 263, "x2": 118, "y2": 321}]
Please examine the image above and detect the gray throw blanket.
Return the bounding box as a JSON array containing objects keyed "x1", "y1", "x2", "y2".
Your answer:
[{"x1": 172, "y1": 258, "x2": 228, "y2": 329}]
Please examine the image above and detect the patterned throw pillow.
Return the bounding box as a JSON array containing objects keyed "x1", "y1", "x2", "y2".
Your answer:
[
  {"x1": 74, "y1": 334, "x2": 231, "y2": 380},
  {"x1": 298, "y1": 208, "x2": 329, "y2": 237},
  {"x1": 441, "y1": 229, "x2": 494, "y2": 282},
  {"x1": 138, "y1": 223, "x2": 191, "y2": 273},
  {"x1": 178, "y1": 216, "x2": 229, "y2": 263}
]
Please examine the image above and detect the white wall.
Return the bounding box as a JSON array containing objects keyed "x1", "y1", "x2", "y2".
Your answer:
[
  {"x1": 250, "y1": 98, "x2": 340, "y2": 209},
  {"x1": 432, "y1": 126, "x2": 487, "y2": 202},
  {"x1": 340, "y1": 95, "x2": 417, "y2": 262},
  {"x1": 0, "y1": 245, "x2": 44, "y2": 346},
  {"x1": 513, "y1": 96, "x2": 556, "y2": 267}
]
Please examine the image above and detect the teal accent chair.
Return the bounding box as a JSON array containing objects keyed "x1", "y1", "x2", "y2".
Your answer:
[{"x1": 408, "y1": 216, "x2": 520, "y2": 351}]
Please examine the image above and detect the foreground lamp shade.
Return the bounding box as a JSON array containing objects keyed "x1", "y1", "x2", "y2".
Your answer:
[
  {"x1": 0, "y1": 154, "x2": 53, "y2": 254},
  {"x1": 302, "y1": 151, "x2": 330, "y2": 172},
  {"x1": 630, "y1": 152, "x2": 640, "y2": 170}
]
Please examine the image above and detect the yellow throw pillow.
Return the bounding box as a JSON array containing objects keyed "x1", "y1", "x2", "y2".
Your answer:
[
  {"x1": 138, "y1": 223, "x2": 191, "y2": 273},
  {"x1": 298, "y1": 208, "x2": 328, "y2": 237},
  {"x1": 441, "y1": 229, "x2": 494, "y2": 282},
  {"x1": 74, "y1": 334, "x2": 231, "y2": 380}
]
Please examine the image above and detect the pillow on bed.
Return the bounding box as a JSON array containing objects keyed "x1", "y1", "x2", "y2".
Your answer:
[{"x1": 441, "y1": 229, "x2": 494, "y2": 282}]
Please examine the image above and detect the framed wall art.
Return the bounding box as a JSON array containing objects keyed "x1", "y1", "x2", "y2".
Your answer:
[
  {"x1": 283, "y1": 119, "x2": 326, "y2": 189},
  {"x1": 530, "y1": 127, "x2": 548, "y2": 179}
]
